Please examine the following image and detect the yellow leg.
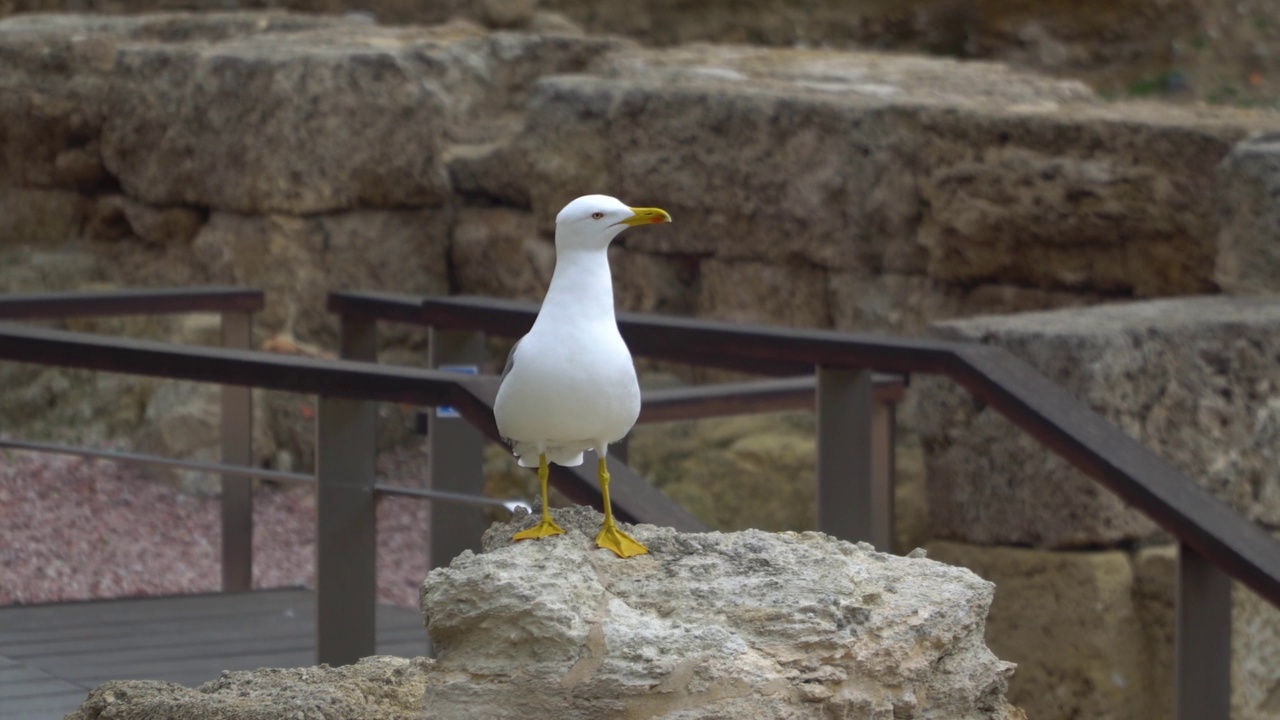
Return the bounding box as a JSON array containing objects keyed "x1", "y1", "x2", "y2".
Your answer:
[
  {"x1": 513, "y1": 453, "x2": 564, "y2": 542},
  {"x1": 596, "y1": 457, "x2": 649, "y2": 558}
]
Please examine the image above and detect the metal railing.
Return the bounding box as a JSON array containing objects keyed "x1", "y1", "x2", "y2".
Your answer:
[
  {"x1": 328, "y1": 291, "x2": 1280, "y2": 720},
  {"x1": 0, "y1": 288, "x2": 895, "y2": 659},
  {"x1": 0, "y1": 287, "x2": 262, "y2": 592},
  {"x1": 327, "y1": 291, "x2": 906, "y2": 565},
  {"x1": 1, "y1": 288, "x2": 1277, "y2": 719}
]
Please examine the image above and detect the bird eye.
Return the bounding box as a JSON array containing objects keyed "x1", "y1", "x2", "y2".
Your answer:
[{"x1": 591, "y1": 212, "x2": 604, "y2": 220}]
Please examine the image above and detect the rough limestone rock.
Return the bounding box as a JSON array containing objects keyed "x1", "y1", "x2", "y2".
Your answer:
[
  {"x1": 626, "y1": 413, "x2": 931, "y2": 552},
  {"x1": 524, "y1": 45, "x2": 1094, "y2": 273},
  {"x1": 517, "y1": 44, "x2": 1272, "y2": 334},
  {"x1": 919, "y1": 296, "x2": 1280, "y2": 547},
  {"x1": 1131, "y1": 545, "x2": 1176, "y2": 720},
  {"x1": 697, "y1": 258, "x2": 831, "y2": 328},
  {"x1": 0, "y1": 187, "x2": 87, "y2": 247},
  {"x1": 827, "y1": 271, "x2": 1102, "y2": 335},
  {"x1": 190, "y1": 209, "x2": 450, "y2": 340},
  {"x1": 65, "y1": 656, "x2": 432, "y2": 720},
  {"x1": 450, "y1": 206, "x2": 553, "y2": 301},
  {"x1": 627, "y1": 413, "x2": 821, "y2": 533},
  {"x1": 536, "y1": 0, "x2": 1200, "y2": 96},
  {"x1": 608, "y1": 246, "x2": 697, "y2": 316},
  {"x1": 420, "y1": 506, "x2": 1024, "y2": 719},
  {"x1": 0, "y1": 0, "x2": 1237, "y2": 105},
  {"x1": 929, "y1": 541, "x2": 1154, "y2": 720},
  {"x1": 0, "y1": 11, "x2": 625, "y2": 213},
  {"x1": 101, "y1": 29, "x2": 451, "y2": 215},
  {"x1": 1217, "y1": 132, "x2": 1280, "y2": 295}
]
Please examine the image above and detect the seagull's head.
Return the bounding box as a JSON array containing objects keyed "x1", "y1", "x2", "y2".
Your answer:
[{"x1": 554, "y1": 194, "x2": 672, "y2": 251}]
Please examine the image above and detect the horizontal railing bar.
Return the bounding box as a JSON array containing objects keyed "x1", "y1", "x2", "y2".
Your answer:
[
  {"x1": 373, "y1": 484, "x2": 528, "y2": 514},
  {"x1": 0, "y1": 322, "x2": 702, "y2": 532},
  {"x1": 7, "y1": 296, "x2": 1280, "y2": 605},
  {"x1": 0, "y1": 440, "x2": 530, "y2": 514},
  {"x1": 329, "y1": 291, "x2": 958, "y2": 376},
  {"x1": 0, "y1": 322, "x2": 457, "y2": 406},
  {"x1": 327, "y1": 291, "x2": 1280, "y2": 607},
  {"x1": 0, "y1": 287, "x2": 265, "y2": 319},
  {"x1": 949, "y1": 345, "x2": 1280, "y2": 607},
  {"x1": 637, "y1": 375, "x2": 904, "y2": 424},
  {"x1": 0, "y1": 439, "x2": 313, "y2": 484},
  {"x1": 326, "y1": 291, "x2": 435, "y2": 325}
]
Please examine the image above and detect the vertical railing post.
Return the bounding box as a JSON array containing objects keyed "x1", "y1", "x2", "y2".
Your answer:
[
  {"x1": 220, "y1": 310, "x2": 253, "y2": 592},
  {"x1": 316, "y1": 314, "x2": 378, "y2": 666},
  {"x1": 816, "y1": 367, "x2": 891, "y2": 550},
  {"x1": 1176, "y1": 542, "x2": 1232, "y2": 719},
  {"x1": 870, "y1": 395, "x2": 896, "y2": 551},
  {"x1": 427, "y1": 328, "x2": 487, "y2": 571}
]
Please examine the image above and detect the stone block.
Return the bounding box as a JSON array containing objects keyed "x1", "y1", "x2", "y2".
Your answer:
[
  {"x1": 521, "y1": 44, "x2": 1268, "y2": 299},
  {"x1": 1131, "y1": 544, "x2": 1175, "y2": 720},
  {"x1": 628, "y1": 413, "x2": 818, "y2": 532},
  {"x1": 1217, "y1": 132, "x2": 1280, "y2": 295},
  {"x1": 0, "y1": 186, "x2": 87, "y2": 246},
  {"x1": 1134, "y1": 542, "x2": 1280, "y2": 720},
  {"x1": 609, "y1": 246, "x2": 696, "y2": 316},
  {"x1": 101, "y1": 27, "x2": 454, "y2": 214},
  {"x1": 1, "y1": 13, "x2": 626, "y2": 212},
  {"x1": 450, "y1": 206, "x2": 553, "y2": 301},
  {"x1": 914, "y1": 108, "x2": 1240, "y2": 296},
  {"x1": 828, "y1": 271, "x2": 1099, "y2": 335},
  {"x1": 927, "y1": 541, "x2": 1153, "y2": 720},
  {"x1": 920, "y1": 296, "x2": 1280, "y2": 547},
  {"x1": 0, "y1": 13, "x2": 345, "y2": 190},
  {"x1": 446, "y1": 141, "x2": 533, "y2": 207},
  {"x1": 697, "y1": 257, "x2": 829, "y2": 327},
  {"x1": 191, "y1": 208, "x2": 449, "y2": 340},
  {"x1": 422, "y1": 506, "x2": 1024, "y2": 719}
]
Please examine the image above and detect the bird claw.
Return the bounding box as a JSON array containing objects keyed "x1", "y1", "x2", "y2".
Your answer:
[
  {"x1": 513, "y1": 517, "x2": 566, "y2": 542},
  {"x1": 597, "y1": 522, "x2": 649, "y2": 558}
]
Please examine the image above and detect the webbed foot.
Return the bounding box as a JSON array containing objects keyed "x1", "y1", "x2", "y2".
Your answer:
[
  {"x1": 514, "y1": 517, "x2": 565, "y2": 542},
  {"x1": 597, "y1": 521, "x2": 648, "y2": 558}
]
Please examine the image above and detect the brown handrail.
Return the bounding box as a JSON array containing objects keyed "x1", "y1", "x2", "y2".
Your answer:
[
  {"x1": 331, "y1": 292, "x2": 952, "y2": 376},
  {"x1": 0, "y1": 287, "x2": 265, "y2": 319},
  {"x1": 0, "y1": 320, "x2": 702, "y2": 532},
  {"x1": 326, "y1": 291, "x2": 1280, "y2": 610}
]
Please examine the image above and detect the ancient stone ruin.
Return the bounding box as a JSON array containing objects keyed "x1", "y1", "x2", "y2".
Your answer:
[{"x1": 4, "y1": 4, "x2": 1280, "y2": 719}]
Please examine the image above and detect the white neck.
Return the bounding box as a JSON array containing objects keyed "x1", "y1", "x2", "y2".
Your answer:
[{"x1": 537, "y1": 246, "x2": 617, "y2": 326}]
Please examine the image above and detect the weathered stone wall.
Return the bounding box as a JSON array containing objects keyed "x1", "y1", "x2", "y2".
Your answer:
[
  {"x1": 6, "y1": 10, "x2": 1275, "y2": 479},
  {"x1": 5, "y1": 0, "x2": 1276, "y2": 106},
  {"x1": 918, "y1": 297, "x2": 1280, "y2": 719},
  {"x1": 0, "y1": 12, "x2": 625, "y2": 474},
  {"x1": 5, "y1": 12, "x2": 1280, "y2": 719}
]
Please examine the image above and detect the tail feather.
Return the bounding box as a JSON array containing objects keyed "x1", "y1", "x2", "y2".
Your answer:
[{"x1": 511, "y1": 440, "x2": 586, "y2": 467}]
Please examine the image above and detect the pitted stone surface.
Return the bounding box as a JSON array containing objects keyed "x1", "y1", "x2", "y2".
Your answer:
[
  {"x1": 919, "y1": 295, "x2": 1280, "y2": 547},
  {"x1": 420, "y1": 506, "x2": 1024, "y2": 719},
  {"x1": 1217, "y1": 132, "x2": 1280, "y2": 295},
  {"x1": 65, "y1": 656, "x2": 433, "y2": 720}
]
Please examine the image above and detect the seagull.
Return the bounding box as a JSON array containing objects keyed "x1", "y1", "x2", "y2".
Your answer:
[{"x1": 494, "y1": 194, "x2": 671, "y2": 558}]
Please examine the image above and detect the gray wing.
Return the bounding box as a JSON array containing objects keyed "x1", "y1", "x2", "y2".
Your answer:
[
  {"x1": 501, "y1": 338, "x2": 521, "y2": 380},
  {"x1": 496, "y1": 338, "x2": 522, "y2": 447}
]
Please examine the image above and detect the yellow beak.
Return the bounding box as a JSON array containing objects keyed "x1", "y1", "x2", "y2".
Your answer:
[{"x1": 618, "y1": 207, "x2": 672, "y2": 227}]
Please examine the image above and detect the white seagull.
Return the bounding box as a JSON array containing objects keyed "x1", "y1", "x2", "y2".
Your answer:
[{"x1": 494, "y1": 194, "x2": 672, "y2": 557}]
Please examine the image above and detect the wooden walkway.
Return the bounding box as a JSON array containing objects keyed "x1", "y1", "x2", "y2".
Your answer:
[{"x1": 0, "y1": 589, "x2": 429, "y2": 720}]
